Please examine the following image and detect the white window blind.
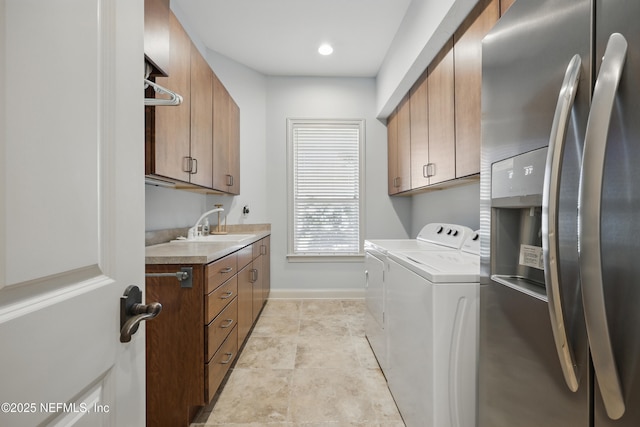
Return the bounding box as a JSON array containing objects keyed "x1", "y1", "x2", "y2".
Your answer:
[{"x1": 288, "y1": 119, "x2": 364, "y2": 257}]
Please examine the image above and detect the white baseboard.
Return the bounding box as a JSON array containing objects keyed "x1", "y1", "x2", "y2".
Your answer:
[{"x1": 268, "y1": 288, "x2": 365, "y2": 299}]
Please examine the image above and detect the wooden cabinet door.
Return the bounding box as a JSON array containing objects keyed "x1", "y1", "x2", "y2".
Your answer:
[
  {"x1": 454, "y1": 0, "x2": 499, "y2": 178},
  {"x1": 213, "y1": 73, "x2": 231, "y2": 192},
  {"x1": 262, "y1": 237, "x2": 271, "y2": 301},
  {"x1": 410, "y1": 72, "x2": 430, "y2": 189},
  {"x1": 237, "y1": 264, "x2": 254, "y2": 346},
  {"x1": 150, "y1": 12, "x2": 191, "y2": 183},
  {"x1": 427, "y1": 39, "x2": 456, "y2": 185},
  {"x1": 146, "y1": 264, "x2": 205, "y2": 426},
  {"x1": 189, "y1": 44, "x2": 213, "y2": 188},
  {"x1": 251, "y1": 256, "x2": 263, "y2": 323},
  {"x1": 228, "y1": 98, "x2": 240, "y2": 194},
  {"x1": 144, "y1": 0, "x2": 170, "y2": 76},
  {"x1": 387, "y1": 108, "x2": 399, "y2": 194},
  {"x1": 396, "y1": 95, "x2": 412, "y2": 192}
]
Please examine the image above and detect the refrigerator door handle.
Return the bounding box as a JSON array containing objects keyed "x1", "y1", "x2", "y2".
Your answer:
[
  {"x1": 578, "y1": 32, "x2": 628, "y2": 421},
  {"x1": 542, "y1": 54, "x2": 582, "y2": 393}
]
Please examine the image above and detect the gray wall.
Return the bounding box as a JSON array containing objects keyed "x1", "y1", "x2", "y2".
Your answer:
[
  {"x1": 265, "y1": 76, "x2": 411, "y2": 296},
  {"x1": 410, "y1": 182, "x2": 480, "y2": 237}
]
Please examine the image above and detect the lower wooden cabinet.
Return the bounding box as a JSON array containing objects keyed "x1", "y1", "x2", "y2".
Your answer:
[{"x1": 145, "y1": 235, "x2": 270, "y2": 427}]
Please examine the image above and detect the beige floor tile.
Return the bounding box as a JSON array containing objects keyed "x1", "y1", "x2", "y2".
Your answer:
[
  {"x1": 299, "y1": 315, "x2": 351, "y2": 336},
  {"x1": 340, "y1": 299, "x2": 366, "y2": 316},
  {"x1": 352, "y1": 336, "x2": 382, "y2": 369},
  {"x1": 204, "y1": 368, "x2": 293, "y2": 424},
  {"x1": 346, "y1": 314, "x2": 366, "y2": 337},
  {"x1": 362, "y1": 369, "x2": 405, "y2": 424},
  {"x1": 236, "y1": 336, "x2": 298, "y2": 369},
  {"x1": 295, "y1": 335, "x2": 360, "y2": 369},
  {"x1": 301, "y1": 299, "x2": 347, "y2": 316},
  {"x1": 261, "y1": 299, "x2": 303, "y2": 318},
  {"x1": 190, "y1": 299, "x2": 405, "y2": 427},
  {"x1": 251, "y1": 314, "x2": 300, "y2": 337},
  {"x1": 288, "y1": 368, "x2": 376, "y2": 423}
]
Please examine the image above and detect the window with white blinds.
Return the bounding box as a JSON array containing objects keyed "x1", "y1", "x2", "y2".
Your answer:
[{"x1": 287, "y1": 119, "x2": 365, "y2": 258}]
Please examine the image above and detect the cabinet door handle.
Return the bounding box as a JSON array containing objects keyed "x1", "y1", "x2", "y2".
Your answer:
[
  {"x1": 226, "y1": 174, "x2": 234, "y2": 186},
  {"x1": 250, "y1": 268, "x2": 258, "y2": 283},
  {"x1": 191, "y1": 158, "x2": 198, "y2": 174},
  {"x1": 220, "y1": 291, "x2": 234, "y2": 299},
  {"x1": 260, "y1": 245, "x2": 267, "y2": 256},
  {"x1": 220, "y1": 352, "x2": 234, "y2": 365},
  {"x1": 183, "y1": 156, "x2": 193, "y2": 173},
  {"x1": 220, "y1": 267, "x2": 233, "y2": 274},
  {"x1": 426, "y1": 163, "x2": 436, "y2": 177},
  {"x1": 393, "y1": 177, "x2": 401, "y2": 188},
  {"x1": 220, "y1": 319, "x2": 234, "y2": 328}
]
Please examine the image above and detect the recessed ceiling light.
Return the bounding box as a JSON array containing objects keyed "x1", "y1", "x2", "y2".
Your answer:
[{"x1": 318, "y1": 43, "x2": 334, "y2": 56}]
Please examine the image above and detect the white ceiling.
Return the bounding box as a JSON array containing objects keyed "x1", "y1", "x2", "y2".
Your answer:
[{"x1": 172, "y1": 0, "x2": 413, "y2": 77}]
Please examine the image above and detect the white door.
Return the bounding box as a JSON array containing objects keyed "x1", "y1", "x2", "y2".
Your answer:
[{"x1": 0, "y1": 0, "x2": 147, "y2": 426}]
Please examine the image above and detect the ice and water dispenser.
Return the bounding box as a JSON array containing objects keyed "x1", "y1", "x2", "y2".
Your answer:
[{"x1": 491, "y1": 147, "x2": 548, "y2": 298}]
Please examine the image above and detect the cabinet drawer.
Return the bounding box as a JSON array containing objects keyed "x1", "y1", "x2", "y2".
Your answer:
[
  {"x1": 206, "y1": 275, "x2": 238, "y2": 324},
  {"x1": 205, "y1": 325, "x2": 238, "y2": 403},
  {"x1": 206, "y1": 253, "x2": 237, "y2": 294},
  {"x1": 206, "y1": 297, "x2": 238, "y2": 362},
  {"x1": 237, "y1": 244, "x2": 253, "y2": 270}
]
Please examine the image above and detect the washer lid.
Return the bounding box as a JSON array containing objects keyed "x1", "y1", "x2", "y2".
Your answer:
[
  {"x1": 388, "y1": 250, "x2": 480, "y2": 283},
  {"x1": 365, "y1": 238, "x2": 454, "y2": 254}
]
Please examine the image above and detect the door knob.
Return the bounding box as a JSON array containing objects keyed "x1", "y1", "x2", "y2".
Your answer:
[{"x1": 120, "y1": 285, "x2": 162, "y2": 343}]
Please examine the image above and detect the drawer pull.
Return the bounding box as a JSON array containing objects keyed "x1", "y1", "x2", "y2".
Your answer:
[
  {"x1": 220, "y1": 319, "x2": 234, "y2": 328},
  {"x1": 220, "y1": 352, "x2": 234, "y2": 364},
  {"x1": 220, "y1": 267, "x2": 233, "y2": 274},
  {"x1": 220, "y1": 291, "x2": 234, "y2": 299}
]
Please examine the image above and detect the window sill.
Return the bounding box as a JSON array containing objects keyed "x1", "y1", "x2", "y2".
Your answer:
[{"x1": 286, "y1": 254, "x2": 365, "y2": 263}]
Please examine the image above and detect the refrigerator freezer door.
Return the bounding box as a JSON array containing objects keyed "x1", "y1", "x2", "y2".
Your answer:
[
  {"x1": 579, "y1": 32, "x2": 627, "y2": 421},
  {"x1": 593, "y1": 0, "x2": 640, "y2": 425},
  {"x1": 480, "y1": 284, "x2": 590, "y2": 426},
  {"x1": 479, "y1": 0, "x2": 591, "y2": 425}
]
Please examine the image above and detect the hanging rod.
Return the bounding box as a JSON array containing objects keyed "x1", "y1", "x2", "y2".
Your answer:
[
  {"x1": 145, "y1": 267, "x2": 192, "y2": 288},
  {"x1": 144, "y1": 78, "x2": 183, "y2": 106}
]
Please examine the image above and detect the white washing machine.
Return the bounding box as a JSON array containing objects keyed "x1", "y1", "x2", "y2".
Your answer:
[
  {"x1": 364, "y1": 224, "x2": 474, "y2": 375},
  {"x1": 385, "y1": 232, "x2": 480, "y2": 427}
]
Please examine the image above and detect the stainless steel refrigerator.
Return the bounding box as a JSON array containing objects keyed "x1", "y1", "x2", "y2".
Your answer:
[{"x1": 479, "y1": 0, "x2": 640, "y2": 426}]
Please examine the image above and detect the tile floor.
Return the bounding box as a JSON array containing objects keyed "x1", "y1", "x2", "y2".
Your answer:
[{"x1": 191, "y1": 299, "x2": 405, "y2": 427}]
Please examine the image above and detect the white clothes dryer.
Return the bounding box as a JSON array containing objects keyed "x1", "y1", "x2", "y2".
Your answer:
[
  {"x1": 365, "y1": 223, "x2": 473, "y2": 372},
  {"x1": 385, "y1": 232, "x2": 480, "y2": 427},
  {"x1": 364, "y1": 224, "x2": 474, "y2": 373}
]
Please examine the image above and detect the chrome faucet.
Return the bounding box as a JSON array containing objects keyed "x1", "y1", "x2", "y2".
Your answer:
[{"x1": 188, "y1": 207, "x2": 224, "y2": 240}]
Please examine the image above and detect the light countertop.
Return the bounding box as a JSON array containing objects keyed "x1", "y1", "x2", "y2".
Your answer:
[{"x1": 145, "y1": 226, "x2": 270, "y2": 265}]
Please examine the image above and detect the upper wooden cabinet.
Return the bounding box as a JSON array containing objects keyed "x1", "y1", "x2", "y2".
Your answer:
[
  {"x1": 146, "y1": 12, "x2": 191, "y2": 183},
  {"x1": 410, "y1": 72, "x2": 429, "y2": 189},
  {"x1": 144, "y1": 0, "x2": 170, "y2": 76},
  {"x1": 145, "y1": 11, "x2": 240, "y2": 194},
  {"x1": 386, "y1": 0, "x2": 500, "y2": 195},
  {"x1": 454, "y1": 0, "x2": 499, "y2": 178},
  {"x1": 212, "y1": 74, "x2": 241, "y2": 194},
  {"x1": 387, "y1": 95, "x2": 411, "y2": 194},
  {"x1": 427, "y1": 39, "x2": 456, "y2": 185},
  {"x1": 189, "y1": 44, "x2": 214, "y2": 188}
]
